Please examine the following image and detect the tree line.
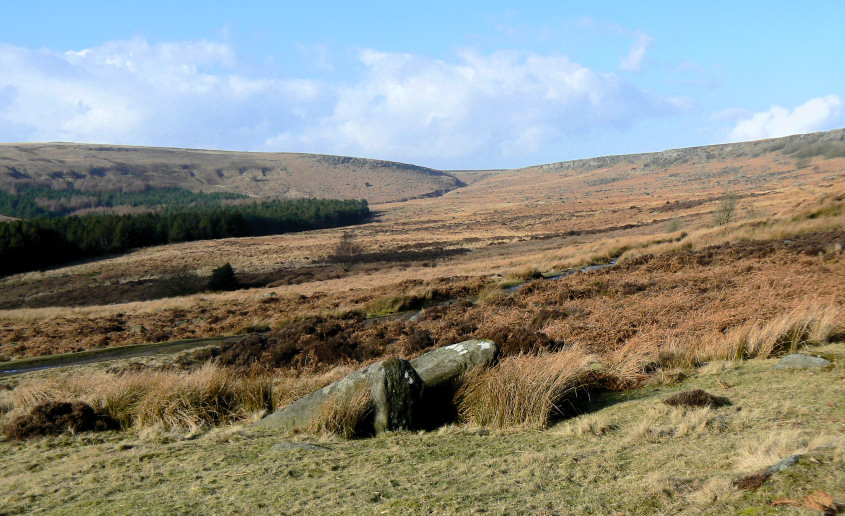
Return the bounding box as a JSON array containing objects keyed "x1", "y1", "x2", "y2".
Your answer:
[
  {"x1": 0, "y1": 198, "x2": 369, "y2": 275},
  {"x1": 0, "y1": 185, "x2": 247, "y2": 219}
]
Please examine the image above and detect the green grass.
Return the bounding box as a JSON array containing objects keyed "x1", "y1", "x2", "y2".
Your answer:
[
  {"x1": 1, "y1": 344, "x2": 843, "y2": 514},
  {"x1": 364, "y1": 290, "x2": 437, "y2": 318}
]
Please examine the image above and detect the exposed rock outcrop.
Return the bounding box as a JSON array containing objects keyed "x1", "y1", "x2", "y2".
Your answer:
[{"x1": 255, "y1": 339, "x2": 497, "y2": 433}]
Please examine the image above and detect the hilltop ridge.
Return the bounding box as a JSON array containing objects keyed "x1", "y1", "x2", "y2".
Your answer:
[
  {"x1": 529, "y1": 128, "x2": 845, "y2": 173},
  {"x1": 0, "y1": 143, "x2": 463, "y2": 204}
]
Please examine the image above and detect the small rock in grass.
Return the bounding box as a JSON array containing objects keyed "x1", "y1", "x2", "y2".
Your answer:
[
  {"x1": 764, "y1": 454, "x2": 803, "y2": 475},
  {"x1": 734, "y1": 453, "x2": 805, "y2": 491},
  {"x1": 663, "y1": 389, "x2": 731, "y2": 408},
  {"x1": 270, "y1": 442, "x2": 331, "y2": 451},
  {"x1": 773, "y1": 354, "x2": 831, "y2": 370}
]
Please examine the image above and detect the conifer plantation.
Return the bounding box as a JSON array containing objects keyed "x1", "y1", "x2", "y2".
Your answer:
[{"x1": 0, "y1": 194, "x2": 369, "y2": 275}]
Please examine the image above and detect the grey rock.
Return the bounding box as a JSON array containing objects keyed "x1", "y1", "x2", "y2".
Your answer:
[
  {"x1": 255, "y1": 339, "x2": 497, "y2": 432},
  {"x1": 410, "y1": 339, "x2": 497, "y2": 387},
  {"x1": 370, "y1": 358, "x2": 424, "y2": 433},
  {"x1": 773, "y1": 353, "x2": 831, "y2": 370},
  {"x1": 764, "y1": 454, "x2": 802, "y2": 476},
  {"x1": 255, "y1": 361, "x2": 374, "y2": 430},
  {"x1": 255, "y1": 357, "x2": 425, "y2": 434},
  {"x1": 270, "y1": 442, "x2": 331, "y2": 452}
]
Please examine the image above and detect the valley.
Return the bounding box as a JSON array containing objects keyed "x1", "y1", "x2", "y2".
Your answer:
[{"x1": 0, "y1": 129, "x2": 843, "y2": 514}]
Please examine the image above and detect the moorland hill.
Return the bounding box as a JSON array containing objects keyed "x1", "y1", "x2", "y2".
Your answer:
[{"x1": 0, "y1": 143, "x2": 463, "y2": 203}]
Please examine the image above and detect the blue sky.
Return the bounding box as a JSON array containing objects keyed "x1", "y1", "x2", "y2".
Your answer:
[{"x1": 1, "y1": 1, "x2": 843, "y2": 169}]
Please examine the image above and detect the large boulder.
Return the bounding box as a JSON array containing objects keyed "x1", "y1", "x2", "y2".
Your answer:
[
  {"x1": 255, "y1": 360, "x2": 378, "y2": 431},
  {"x1": 371, "y1": 357, "x2": 424, "y2": 433},
  {"x1": 255, "y1": 339, "x2": 497, "y2": 433}
]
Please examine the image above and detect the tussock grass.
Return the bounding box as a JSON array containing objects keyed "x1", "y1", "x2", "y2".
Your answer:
[
  {"x1": 557, "y1": 413, "x2": 617, "y2": 437},
  {"x1": 686, "y1": 476, "x2": 741, "y2": 507},
  {"x1": 504, "y1": 267, "x2": 543, "y2": 282},
  {"x1": 8, "y1": 363, "x2": 273, "y2": 431},
  {"x1": 271, "y1": 365, "x2": 357, "y2": 409},
  {"x1": 456, "y1": 349, "x2": 600, "y2": 429},
  {"x1": 1, "y1": 343, "x2": 843, "y2": 513},
  {"x1": 706, "y1": 304, "x2": 841, "y2": 361},
  {"x1": 364, "y1": 295, "x2": 412, "y2": 317},
  {"x1": 237, "y1": 318, "x2": 271, "y2": 334},
  {"x1": 475, "y1": 282, "x2": 503, "y2": 304},
  {"x1": 364, "y1": 288, "x2": 434, "y2": 317}
]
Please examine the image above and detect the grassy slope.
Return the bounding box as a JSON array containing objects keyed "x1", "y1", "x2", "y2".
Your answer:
[
  {"x1": 1, "y1": 344, "x2": 842, "y2": 515},
  {"x1": 0, "y1": 143, "x2": 462, "y2": 203},
  {"x1": 2, "y1": 129, "x2": 843, "y2": 316}
]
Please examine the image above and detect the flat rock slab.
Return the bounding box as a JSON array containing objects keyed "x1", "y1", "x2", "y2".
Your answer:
[
  {"x1": 409, "y1": 339, "x2": 497, "y2": 387},
  {"x1": 255, "y1": 361, "x2": 376, "y2": 430},
  {"x1": 773, "y1": 354, "x2": 831, "y2": 370}
]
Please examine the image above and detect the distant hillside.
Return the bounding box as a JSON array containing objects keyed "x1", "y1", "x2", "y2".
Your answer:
[
  {"x1": 528, "y1": 128, "x2": 845, "y2": 174},
  {"x1": 0, "y1": 143, "x2": 464, "y2": 204},
  {"x1": 444, "y1": 128, "x2": 845, "y2": 215}
]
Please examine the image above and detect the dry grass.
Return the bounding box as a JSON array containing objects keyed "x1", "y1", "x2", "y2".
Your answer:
[
  {"x1": 686, "y1": 476, "x2": 741, "y2": 508},
  {"x1": 619, "y1": 201, "x2": 845, "y2": 262},
  {"x1": 2, "y1": 192, "x2": 842, "y2": 361},
  {"x1": 1, "y1": 343, "x2": 842, "y2": 513},
  {"x1": 1, "y1": 135, "x2": 844, "y2": 511},
  {"x1": 456, "y1": 349, "x2": 601, "y2": 429},
  {"x1": 703, "y1": 304, "x2": 841, "y2": 361},
  {"x1": 504, "y1": 267, "x2": 543, "y2": 282},
  {"x1": 475, "y1": 282, "x2": 503, "y2": 304},
  {"x1": 556, "y1": 412, "x2": 617, "y2": 437},
  {"x1": 302, "y1": 385, "x2": 374, "y2": 439},
  {"x1": 7, "y1": 363, "x2": 273, "y2": 431},
  {"x1": 733, "y1": 431, "x2": 844, "y2": 473},
  {"x1": 625, "y1": 404, "x2": 721, "y2": 442},
  {"x1": 363, "y1": 289, "x2": 434, "y2": 316}
]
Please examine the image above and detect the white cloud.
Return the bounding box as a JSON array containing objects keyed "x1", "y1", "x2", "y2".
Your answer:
[
  {"x1": 268, "y1": 48, "x2": 687, "y2": 164},
  {"x1": 0, "y1": 38, "x2": 688, "y2": 167},
  {"x1": 0, "y1": 40, "x2": 326, "y2": 148},
  {"x1": 729, "y1": 95, "x2": 843, "y2": 141},
  {"x1": 620, "y1": 32, "x2": 653, "y2": 71}
]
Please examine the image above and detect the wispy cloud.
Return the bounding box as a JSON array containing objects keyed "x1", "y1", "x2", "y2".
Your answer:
[
  {"x1": 729, "y1": 95, "x2": 843, "y2": 141},
  {"x1": 0, "y1": 39, "x2": 327, "y2": 148},
  {"x1": 620, "y1": 32, "x2": 653, "y2": 71},
  {"x1": 0, "y1": 38, "x2": 689, "y2": 167}
]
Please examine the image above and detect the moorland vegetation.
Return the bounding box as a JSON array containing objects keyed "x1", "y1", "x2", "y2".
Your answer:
[{"x1": 0, "y1": 130, "x2": 843, "y2": 513}]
